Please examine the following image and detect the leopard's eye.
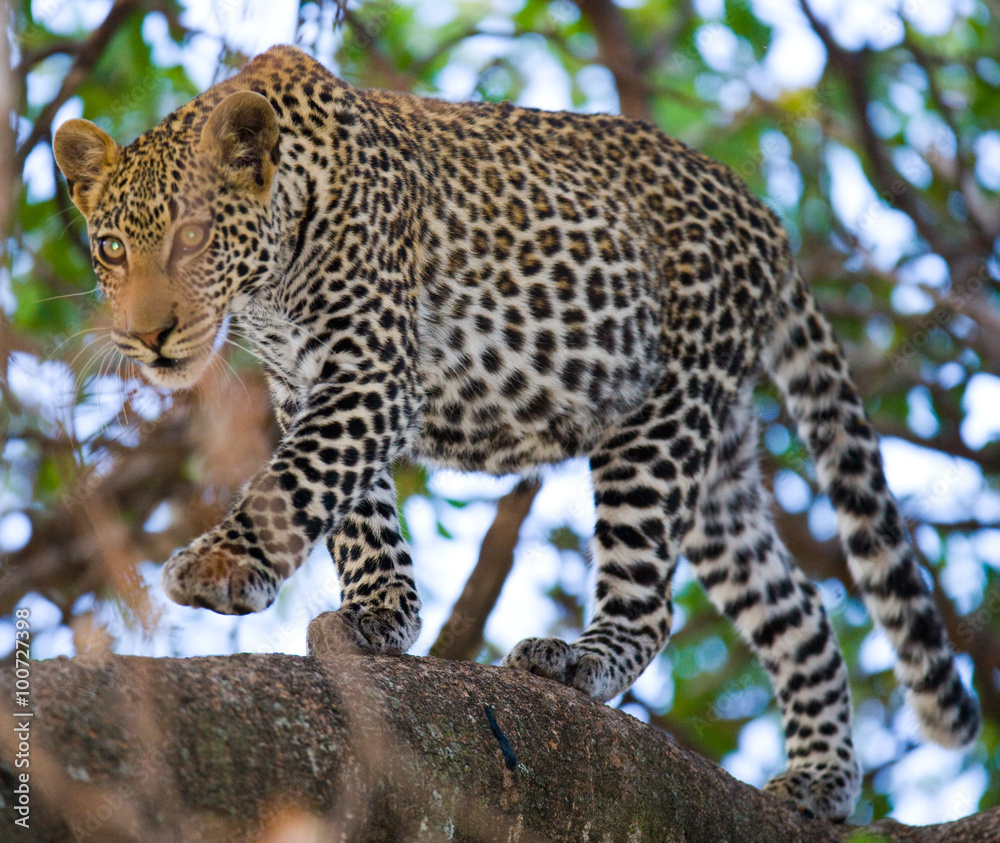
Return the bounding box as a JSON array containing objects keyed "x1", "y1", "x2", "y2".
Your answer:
[
  {"x1": 97, "y1": 236, "x2": 126, "y2": 266},
  {"x1": 175, "y1": 223, "x2": 210, "y2": 255}
]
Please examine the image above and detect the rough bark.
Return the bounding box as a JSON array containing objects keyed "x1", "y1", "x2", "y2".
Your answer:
[{"x1": 1, "y1": 655, "x2": 996, "y2": 842}]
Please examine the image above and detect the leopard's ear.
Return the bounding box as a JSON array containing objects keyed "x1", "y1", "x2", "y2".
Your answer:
[
  {"x1": 200, "y1": 91, "x2": 280, "y2": 196},
  {"x1": 52, "y1": 119, "x2": 121, "y2": 218}
]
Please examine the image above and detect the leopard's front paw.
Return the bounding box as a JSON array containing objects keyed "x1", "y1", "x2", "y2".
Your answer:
[
  {"x1": 763, "y1": 762, "x2": 861, "y2": 822},
  {"x1": 307, "y1": 604, "x2": 420, "y2": 657},
  {"x1": 161, "y1": 535, "x2": 280, "y2": 615},
  {"x1": 501, "y1": 637, "x2": 620, "y2": 701}
]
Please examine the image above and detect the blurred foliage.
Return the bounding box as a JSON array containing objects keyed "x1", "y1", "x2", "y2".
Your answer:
[{"x1": 3, "y1": 0, "x2": 1000, "y2": 825}]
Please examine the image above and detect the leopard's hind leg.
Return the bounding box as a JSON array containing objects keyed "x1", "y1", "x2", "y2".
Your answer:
[
  {"x1": 503, "y1": 369, "x2": 722, "y2": 702},
  {"x1": 683, "y1": 388, "x2": 860, "y2": 821}
]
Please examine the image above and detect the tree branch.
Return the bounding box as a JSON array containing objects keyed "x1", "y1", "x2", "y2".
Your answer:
[
  {"x1": 1, "y1": 4, "x2": 16, "y2": 244},
  {"x1": 3, "y1": 654, "x2": 997, "y2": 841},
  {"x1": 574, "y1": 0, "x2": 653, "y2": 121},
  {"x1": 797, "y1": 2, "x2": 941, "y2": 246},
  {"x1": 12, "y1": 40, "x2": 85, "y2": 79},
  {"x1": 14, "y1": 0, "x2": 139, "y2": 174},
  {"x1": 340, "y1": 8, "x2": 419, "y2": 92}
]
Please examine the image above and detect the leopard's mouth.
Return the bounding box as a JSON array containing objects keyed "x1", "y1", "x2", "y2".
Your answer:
[{"x1": 139, "y1": 345, "x2": 215, "y2": 390}]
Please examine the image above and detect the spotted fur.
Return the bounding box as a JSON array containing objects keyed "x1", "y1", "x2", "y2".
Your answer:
[{"x1": 53, "y1": 45, "x2": 979, "y2": 820}]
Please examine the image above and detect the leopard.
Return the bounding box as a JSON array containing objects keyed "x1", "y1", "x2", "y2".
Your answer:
[{"x1": 53, "y1": 45, "x2": 980, "y2": 821}]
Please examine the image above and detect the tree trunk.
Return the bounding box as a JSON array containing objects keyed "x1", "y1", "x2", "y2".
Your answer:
[{"x1": 0, "y1": 654, "x2": 995, "y2": 842}]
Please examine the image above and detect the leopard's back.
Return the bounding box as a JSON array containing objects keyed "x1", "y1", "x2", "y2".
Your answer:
[{"x1": 404, "y1": 100, "x2": 786, "y2": 473}]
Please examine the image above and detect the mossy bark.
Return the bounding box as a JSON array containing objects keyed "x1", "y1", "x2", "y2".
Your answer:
[{"x1": 0, "y1": 654, "x2": 996, "y2": 841}]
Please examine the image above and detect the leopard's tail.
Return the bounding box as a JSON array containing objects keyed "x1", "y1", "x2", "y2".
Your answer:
[{"x1": 762, "y1": 271, "x2": 980, "y2": 749}]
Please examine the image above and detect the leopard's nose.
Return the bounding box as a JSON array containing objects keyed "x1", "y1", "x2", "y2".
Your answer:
[{"x1": 133, "y1": 317, "x2": 178, "y2": 352}]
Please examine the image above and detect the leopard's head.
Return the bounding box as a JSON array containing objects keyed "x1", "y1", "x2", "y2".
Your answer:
[{"x1": 53, "y1": 91, "x2": 281, "y2": 389}]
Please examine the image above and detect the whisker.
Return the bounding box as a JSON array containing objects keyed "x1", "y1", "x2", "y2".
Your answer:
[
  {"x1": 49, "y1": 325, "x2": 106, "y2": 359},
  {"x1": 94, "y1": 348, "x2": 120, "y2": 429},
  {"x1": 211, "y1": 348, "x2": 233, "y2": 387},
  {"x1": 207, "y1": 353, "x2": 236, "y2": 401},
  {"x1": 67, "y1": 333, "x2": 114, "y2": 380},
  {"x1": 35, "y1": 287, "x2": 99, "y2": 304},
  {"x1": 211, "y1": 353, "x2": 230, "y2": 390},
  {"x1": 220, "y1": 333, "x2": 260, "y2": 363},
  {"x1": 218, "y1": 352, "x2": 251, "y2": 400},
  {"x1": 84, "y1": 344, "x2": 113, "y2": 391},
  {"x1": 56, "y1": 208, "x2": 83, "y2": 229},
  {"x1": 84, "y1": 346, "x2": 117, "y2": 440},
  {"x1": 217, "y1": 343, "x2": 255, "y2": 390},
  {"x1": 97, "y1": 348, "x2": 132, "y2": 438},
  {"x1": 116, "y1": 359, "x2": 132, "y2": 431}
]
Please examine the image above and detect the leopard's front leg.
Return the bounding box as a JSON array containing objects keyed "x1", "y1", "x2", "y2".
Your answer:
[
  {"x1": 306, "y1": 469, "x2": 421, "y2": 656},
  {"x1": 162, "y1": 378, "x2": 409, "y2": 615}
]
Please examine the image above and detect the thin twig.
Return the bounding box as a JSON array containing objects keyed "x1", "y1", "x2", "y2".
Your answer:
[
  {"x1": 575, "y1": 0, "x2": 653, "y2": 121},
  {"x1": 14, "y1": 0, "x2": 140, "y2": 174}
]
